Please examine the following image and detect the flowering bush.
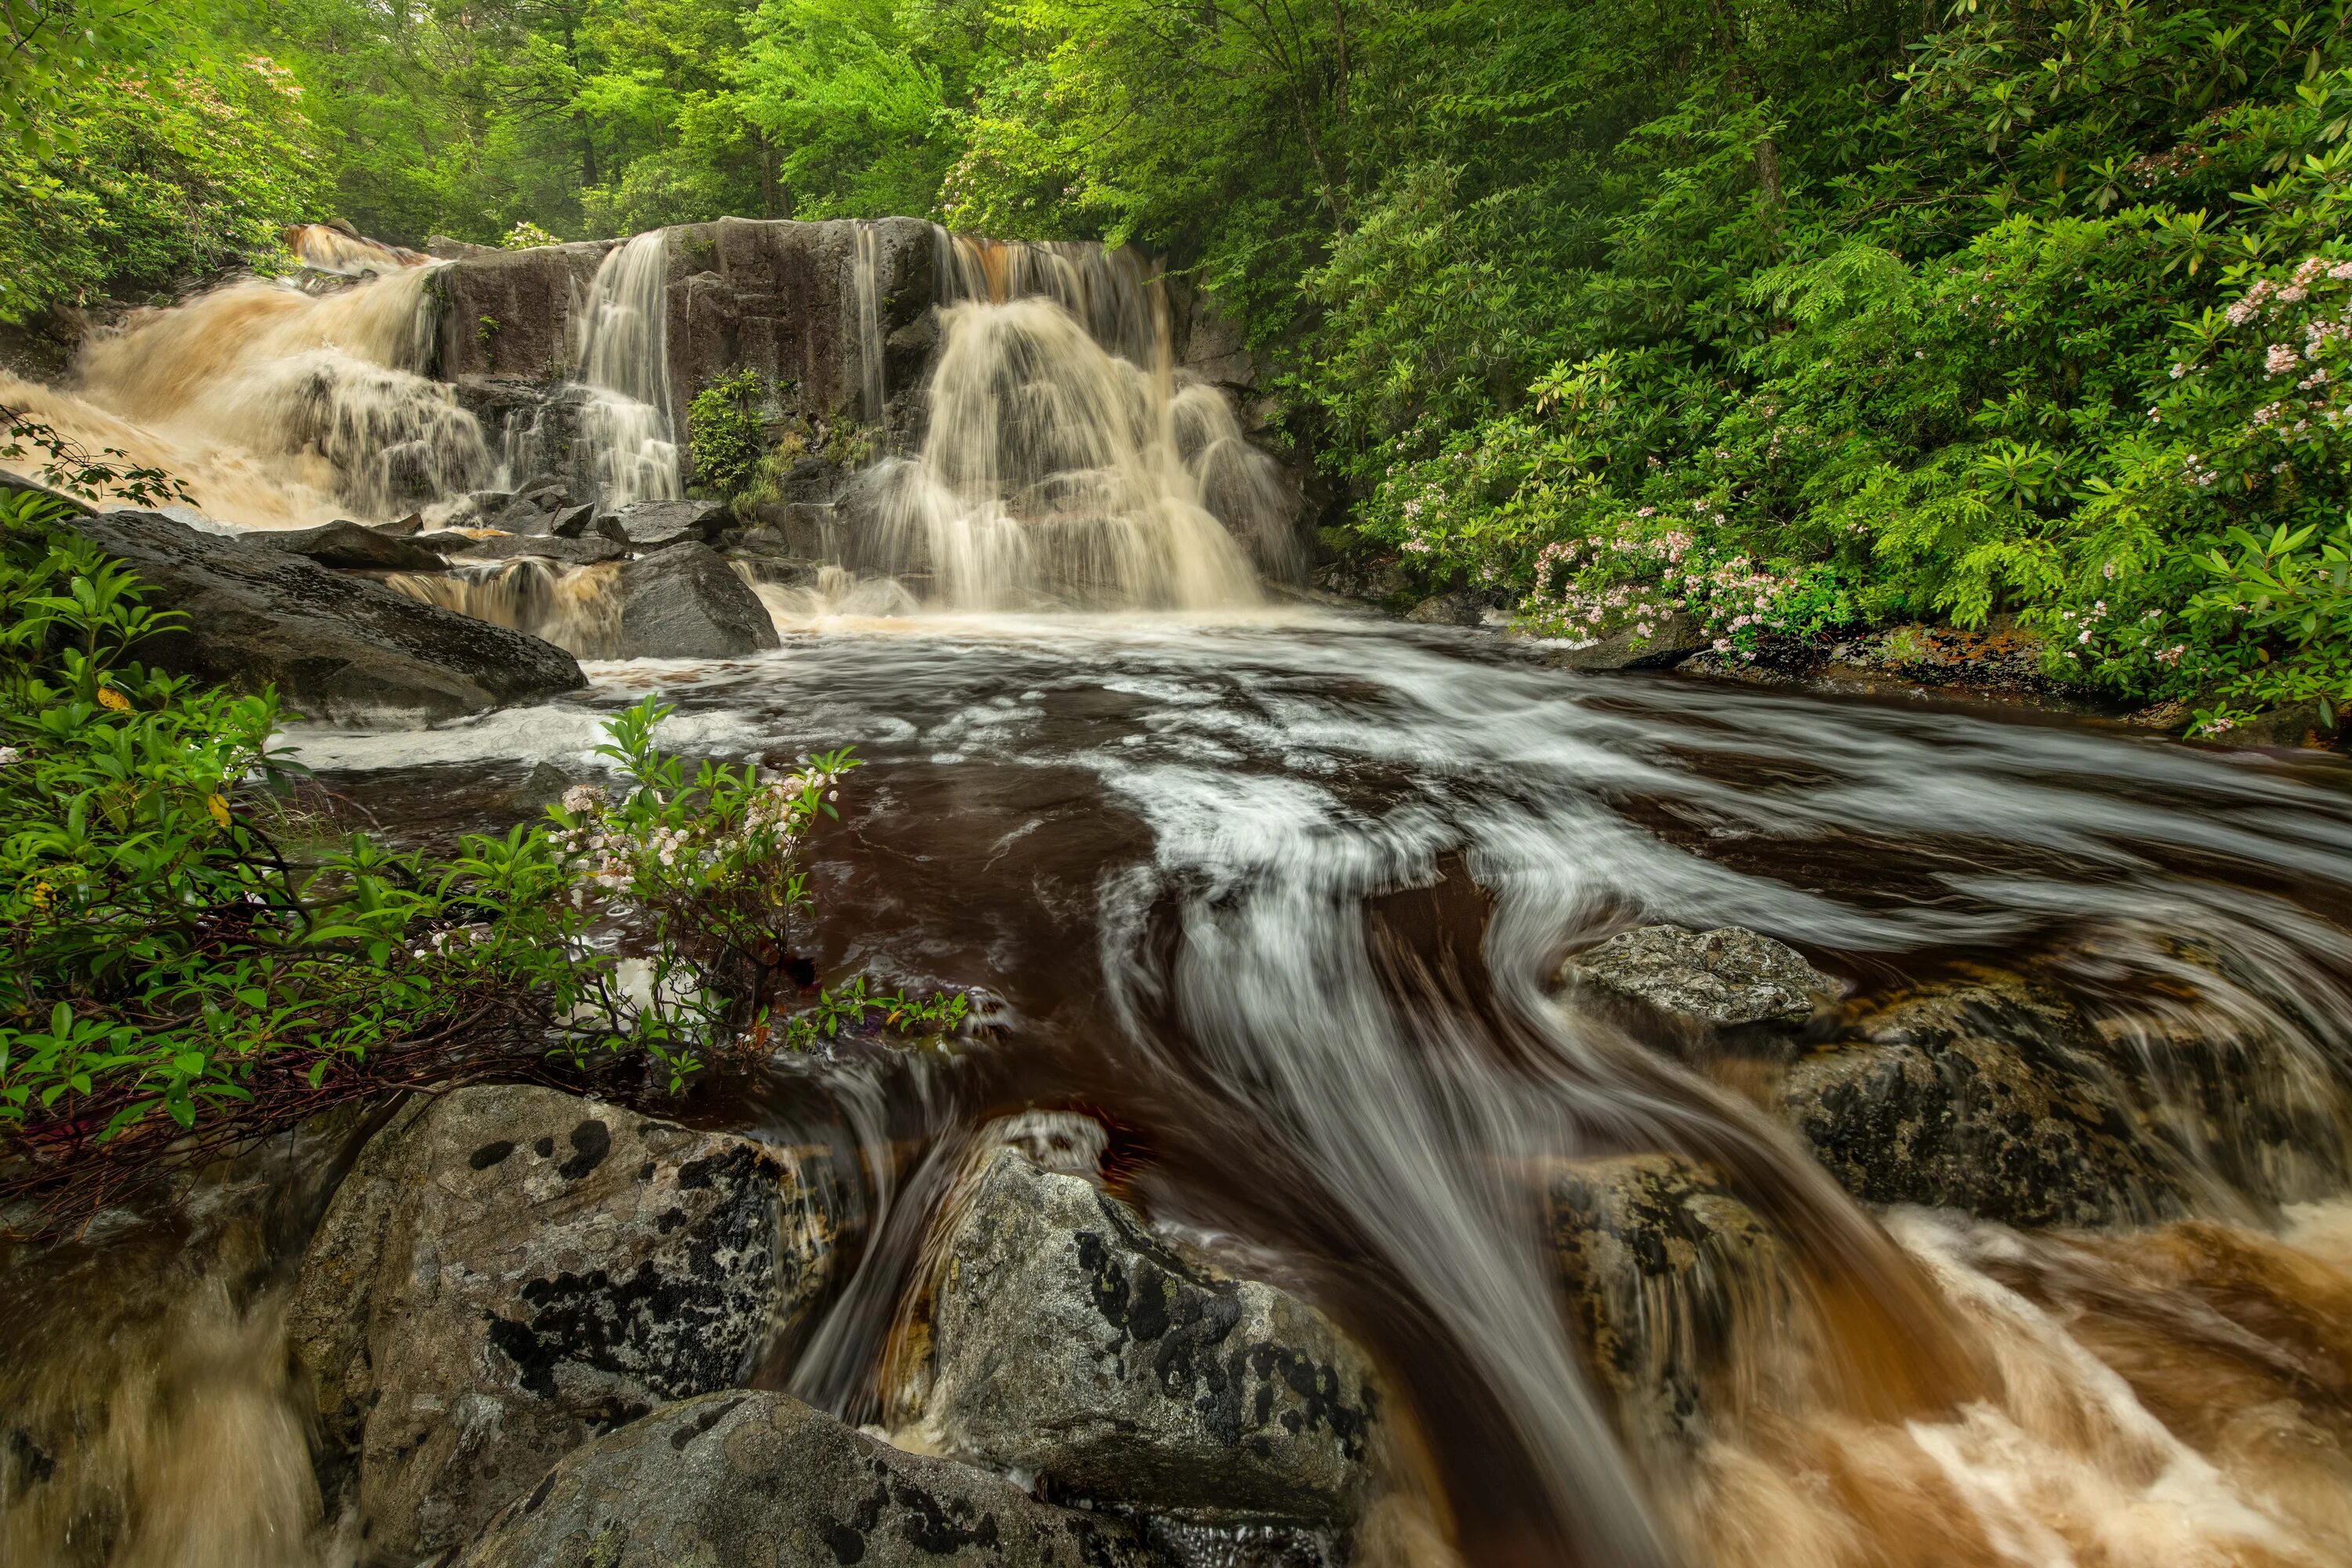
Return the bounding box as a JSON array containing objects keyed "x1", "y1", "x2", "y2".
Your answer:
[{"x1": 0, "y1": 488, "x2": 960, "y2": 1223}]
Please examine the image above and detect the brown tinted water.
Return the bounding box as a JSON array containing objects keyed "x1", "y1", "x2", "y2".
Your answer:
[{"x1": 97, "y1": 609, "x2": 2332, "y2": 1568}]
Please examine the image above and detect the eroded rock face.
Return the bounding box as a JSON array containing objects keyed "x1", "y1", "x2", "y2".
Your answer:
[
  {"x1": 615, "y1": 542, "x2": 779, "y2": 658},
  {"x1": 907, "y1": 1145, "x2": 1379, "y2": 1525},
  {"x1": 71, "y1": 510, "x2": 585, "y2": 726},
  {"x1": 1548, "y1": 1153, "x2": 1795, "y2": 1454},
  {"x1": 1561, "y1": 925, "x2": 1836, "y2": 1029},
  {"x1": 288, "y1": 1085, "x2": 844, "y2": 1565},
  {"x1": 452, "y1": 1392, "x2": 1163, "y2": 1568},
  {"x1": 1784, "y1": 971, "x2": 2185, "y2": 1227}
]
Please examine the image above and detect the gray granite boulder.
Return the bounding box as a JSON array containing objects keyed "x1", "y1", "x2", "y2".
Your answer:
[
  {"x1": 902, "y1": 1143, "x2": 1379, "y2": 1525},
  {"x1": 253, "y1": 519, "x2": 449, "y2": 572},
  {"x1": 1560, "y1": 924, "x2": 1836, "y2": 1029},
  {"x1": 1784, "y1": 970, "x2": 2184, "y2": 1227},
  {"x1": 1537, "y1": 613, "x2": 1705, "y2": 672},
  {"x1": 452, "y1": 1392, "x2": 1163, "y2": 1568},
  {"x1": 288, "y1": 1085, "x2": 846, "y2": 1564},
  {"x1": 616, "y1": 542, "x2": 778, "y2": 658},
  {"x1": 609, "y1": 497, "x2": 728, "y2": 549},
  {"x1": 71, "y1": 510, "x2": 584, "y2": 726}
]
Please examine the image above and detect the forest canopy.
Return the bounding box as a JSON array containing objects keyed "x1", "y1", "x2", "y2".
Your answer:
[{"x1": 4, "y1": 0, "x2": 2350, "y2": 728}]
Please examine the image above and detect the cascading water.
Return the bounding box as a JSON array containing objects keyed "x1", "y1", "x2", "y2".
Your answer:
[
  {"x1": 854, "y1": 222, "x2": 886, "y2": 423},
  {"x1": 570, "y1": 230, "x2": 681, "y2": 507},
  {"x1": 0, "y1": 265, "x2": 488, "y2": 526},
  {"x1": 228, "y1": 620, "x2": 2352, "y2": 1568},
  {"x1": 820, "y1": 231, "x2": 1297, "y2": 612}
]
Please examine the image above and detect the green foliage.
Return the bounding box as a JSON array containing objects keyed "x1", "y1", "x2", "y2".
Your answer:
[
  {"x1": 686, "y1": 369, "x2": 770, "y2": 499},
  {"x1": 0, "y1": 36, "x2": 325, "y2": 323},
  {"x1": 0, "y1": 485, "x2": 960, "y2": 1213}
]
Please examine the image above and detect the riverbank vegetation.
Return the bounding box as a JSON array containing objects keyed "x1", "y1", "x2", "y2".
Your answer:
[
  {"x1": 0, "y1": 481, "x2": 956, "y2": 1222},
  {"x1": 3, "y1": 0, "x2": 2347, "y2": 725}
]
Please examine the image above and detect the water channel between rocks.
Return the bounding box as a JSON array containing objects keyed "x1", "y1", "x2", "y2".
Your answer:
[{"x1": 19, "y1": 608, "x2": 2339, "y2": 1568}]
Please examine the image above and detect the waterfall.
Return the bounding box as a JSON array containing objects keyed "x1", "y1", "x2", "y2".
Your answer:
[
  {"x1": 813, "y1": 231, "x2": 1293, "y2": 613},
  {"x1": 854, "y1": 223, "x2": 885, "y2": 423},
  {"x1": 0, "y1": 267, "x2": 488, "y2": 526},
  {"x1": 572, "y1": 230, "x2": 681, "y2": 507}
]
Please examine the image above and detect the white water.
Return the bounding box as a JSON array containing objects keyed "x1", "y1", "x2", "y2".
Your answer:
[
  {"x1": 572, "y1": 230, "x2": 681, "y2": 506},
  {"x1": 272, "y1": 615, "x2": 2352, "y2": 1566},
  {"x1": 0, "y1": 267, "x2": 488, "y2": 526}
]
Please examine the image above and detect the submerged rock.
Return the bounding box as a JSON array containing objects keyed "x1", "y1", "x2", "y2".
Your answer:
[
  {"x1": 905, "y1": 1142, "x2": 1380, "y2": 1525},
  {"x1": 1560, "y1": 924, "x2": 1835, "y2": 1029},
  {"x1": 1784, "y1": 970, "x2": 2184, "y2": 1227},
  {"x1": 71, "y1": 510, "x2": 584, "y2": 726},
  {"x1": 1548, "y1": 1152, "x2": 1795, "y2": 1453},
  {"x1": 616, "y1": 542, "x2": 778, "y2": 658},
  {"x1": 253, "y1": 519, "x2": 448, "y2": 572},
  {"x1": 452, "y1": 1392, "x2": 1163, "y2": 1568},
  {"x1": 288, "y1": 1084, "x2": 845, "y2": 1564}
]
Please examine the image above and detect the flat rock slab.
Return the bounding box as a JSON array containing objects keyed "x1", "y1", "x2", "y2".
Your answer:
[
  {"x1": 617, "y1": 542, "x2": 779, "y2": 658},
  {"x1": 1784, "y1": 969, "x2": 2184, "y2": 1227},
  {"x1": 289, "y1": 1084, "x2": 845, "y2": 1563},
  {"x1": 249, "y1": 520, "x2": 448, "y2": 571},
  {"x1": 73, "y1": 510, "x2": 583, "y2": 726},
  {"x1": 459, "y1": 532, "x2": 630, "y2": 566},
  {"x1": 1561, "y1": 924, "x2": 1835, "y2": 1028},
  {"x1": 454, "y1": 1392, "x2": 1164, "y2": 1568},
  {"x1": 909, "y1": 1145, "x2": 1379, "y2": 1524}
]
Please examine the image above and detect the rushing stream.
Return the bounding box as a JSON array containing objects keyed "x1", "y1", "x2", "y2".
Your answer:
[
  {"x1": 263, "y1": 611, "x2": 2352, "y2": 1567},
  {"x1": 7, "y1": 220, "x2": 2352, "y2": 1567}
]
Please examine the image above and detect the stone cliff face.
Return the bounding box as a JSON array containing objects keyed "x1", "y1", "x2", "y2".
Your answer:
[
  {"x1": 429, "y1": 218, "x2": 938, "y2": 434},
  {"x1": 423, "y1": 219, "x2": 1272, "y2": 495}
]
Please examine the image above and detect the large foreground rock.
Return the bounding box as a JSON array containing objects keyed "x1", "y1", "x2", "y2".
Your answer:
[
  {"x1": 73, "y1": 510, "x2": 584, "y2": 725},
  {"x1": 289, "y1": 1085, "x2": 845, "y2": 1565},
  {"x1": 904, "y1": 1142, "x2": 1380, "y2": 1525},
  {"x1": 1784, "y1": 970, "x2": 2184, "y2": 1227},
  {"x1": 1560, "y1": 924, "x2": 1837, "y2": 1029},
  {"x1": 453, "y1": 1392, "x2": 1163, "y2": 1568},
  {"x1": 617, "y1": 542, "x2": 779, "y2": 658}
]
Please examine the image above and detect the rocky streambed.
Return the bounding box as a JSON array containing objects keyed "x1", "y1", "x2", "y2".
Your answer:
[{"x1": 9, "y1": 607, "x2": 2352, "y2": 1568}]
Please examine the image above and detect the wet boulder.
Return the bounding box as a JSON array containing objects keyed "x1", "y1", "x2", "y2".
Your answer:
[
  {"x1": 902, "y1": 1142, "x2": 1380, "y2": 1525},
  {"x1": 287, "y1": 1084, "x2": 846, "y2": 1564},
  {"x1": 610, "y1": 497, "x2": 729, "y2": 549},
  {"x1": 452, "y1": 1392, "x2": 1163, "y2": 1568},
  {"x1": 252, "y1": 519, "x2": 448, "y2": 572},
  {"x1": 1548, "y1": 1153, "x2": 1795, "y2": 1454},
  {"x1": 546, "y1": 501, "x2": 600, "y2": 538},
  {"x1": 1560, "y1": 924, "x2": 1836, "y2": 1030},
  {"x1": 1537, "y1": 613, "x2": 1706, "y2": 672},
  {"x1": 1405, "y1": 591, "x2": 1487, "y2": 627},
  {"x1": 1784, "y1": 969, "x2": 2184, "y2": 1227},
  {"x1": 71, "y1": 510, "x2": 585, "y2": 726},
  {"x1": 616, "y1": 541, "x2": 779, "y2": 658}
]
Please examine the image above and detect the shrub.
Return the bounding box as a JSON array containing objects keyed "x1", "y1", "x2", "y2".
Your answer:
[
  {"x1": 686, "y1": 369, "x2": 770, "y2": 499},
  {"x1": 0, "y1": 488, "x2": 960, "y2": 1225}
]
